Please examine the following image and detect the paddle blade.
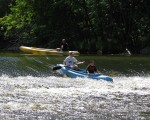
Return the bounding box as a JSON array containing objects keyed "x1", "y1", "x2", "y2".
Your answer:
[{"x1": 52, "y1": 66, "x2": 62, "y2": 71}]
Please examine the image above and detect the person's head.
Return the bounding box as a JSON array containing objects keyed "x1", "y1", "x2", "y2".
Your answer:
[
  {"x1": 69, "y1": 51, "x2": 74, "y2": 57},
  {"x1": 62, "y1": 39, "x2": 66, "y2": 43},
  {"x1": 89, "y1": 60, "x2": 94, "y2": 65}
]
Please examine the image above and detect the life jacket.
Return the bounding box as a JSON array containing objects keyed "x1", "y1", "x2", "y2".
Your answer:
[{"x1": 87, "y1": 65, "x2": 96, "y2": 73}]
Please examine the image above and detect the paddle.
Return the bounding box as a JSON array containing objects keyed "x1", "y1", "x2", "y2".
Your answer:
[{"x1": 52, "y1": 61, "x2": 85, "y2": 71}]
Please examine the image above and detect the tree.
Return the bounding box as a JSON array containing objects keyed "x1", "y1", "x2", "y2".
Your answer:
[{"x1": 0, "y1": 0, "x2": 150, "y2": 54}]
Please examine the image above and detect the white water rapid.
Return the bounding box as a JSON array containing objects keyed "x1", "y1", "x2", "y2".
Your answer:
[{"x1": 0, "y1": 75, "x2": 149, "y2": 120}]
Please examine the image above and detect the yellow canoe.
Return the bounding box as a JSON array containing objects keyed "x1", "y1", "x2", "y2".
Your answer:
[{"x1": 19, "y1": 46, "x2": 80, "y2": 56}]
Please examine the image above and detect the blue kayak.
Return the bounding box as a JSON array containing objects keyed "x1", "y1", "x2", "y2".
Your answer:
[{"x1": 55, "y1": 64, "x2": 113, "y2": 82}]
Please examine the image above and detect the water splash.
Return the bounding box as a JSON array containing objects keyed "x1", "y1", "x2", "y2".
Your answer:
[
  {"x1": 0, "y1": 75, "x2": 149, "y2": 119},
  {"x1": 0, "y1": 55, "x2": 149, "y2": 119}
]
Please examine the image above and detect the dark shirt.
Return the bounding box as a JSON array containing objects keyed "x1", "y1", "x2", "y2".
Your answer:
[{"x1": 61, "y1": 42, "x2": 69, "y2": 51}]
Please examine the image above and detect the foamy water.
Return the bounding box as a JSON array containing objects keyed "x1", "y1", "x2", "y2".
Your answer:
[{"x1": 0, "y1": 75, "x2": 149, "y2": 120}]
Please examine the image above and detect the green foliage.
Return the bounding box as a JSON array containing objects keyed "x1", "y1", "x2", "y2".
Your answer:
[
  {"x1": 0, "y1": 0, "x2": 33, "y2": 29},
  {"x1": 0, "y1": 0, "x2": 35, "y2": 47},
  {"x1": 0, "y1": 0, "x2": 12, "y2": 17},
  {"x1": 94, "y1": 0, "x2": 150, "y2": 53}
]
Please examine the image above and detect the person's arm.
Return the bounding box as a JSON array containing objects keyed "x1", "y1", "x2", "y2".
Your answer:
[
  {"x1": 76, "y1": 61, "x2": 85, "y2": 64},
  {"x1": 86, "y1": 65, "x2": 90, "y2": 73},
  {"x1": 61, "y1": 44, "x2": 63, "y2": 51},
  {"x1": 72, "y1": 57, "x2": 78, "y2": 64},
  {"x1": 63, "y1": 57, "x2": 67, "y2": 65}
]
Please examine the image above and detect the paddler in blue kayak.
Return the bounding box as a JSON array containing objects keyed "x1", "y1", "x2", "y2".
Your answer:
[
  {"x1": 86, "y1": 60, "x2": 97, "y2": 74},
  {"x1": 63, "y1": 51, "x2": 84, "y2": 70}
]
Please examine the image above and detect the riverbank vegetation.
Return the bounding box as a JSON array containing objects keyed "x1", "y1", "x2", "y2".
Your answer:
[{"x1": 0, "y1": 0, "x2": 150, "y2": 54}]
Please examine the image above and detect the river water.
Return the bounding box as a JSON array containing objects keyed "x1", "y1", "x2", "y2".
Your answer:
[{"x1": 0, "y1": 54, "x2": 149, "y2": 120}]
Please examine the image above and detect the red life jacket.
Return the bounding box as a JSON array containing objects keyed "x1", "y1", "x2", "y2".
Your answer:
[{"x1": 87, "y1": 65, "x2": 96, "y2": 73}]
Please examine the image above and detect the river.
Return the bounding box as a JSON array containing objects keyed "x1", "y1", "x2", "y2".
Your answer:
[{"x1": 0, "y1": 53, "x2": 149, "y2": 120}]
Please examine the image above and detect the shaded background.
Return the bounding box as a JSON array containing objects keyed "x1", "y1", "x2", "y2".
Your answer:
[{"x1": 0, "y1": 0, "x2": 150, "y2": 54}]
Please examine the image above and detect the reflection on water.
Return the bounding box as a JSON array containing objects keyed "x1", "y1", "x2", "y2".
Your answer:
[{"x1": 0, "y1": 75, "x2": 149, "y2": 120}]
